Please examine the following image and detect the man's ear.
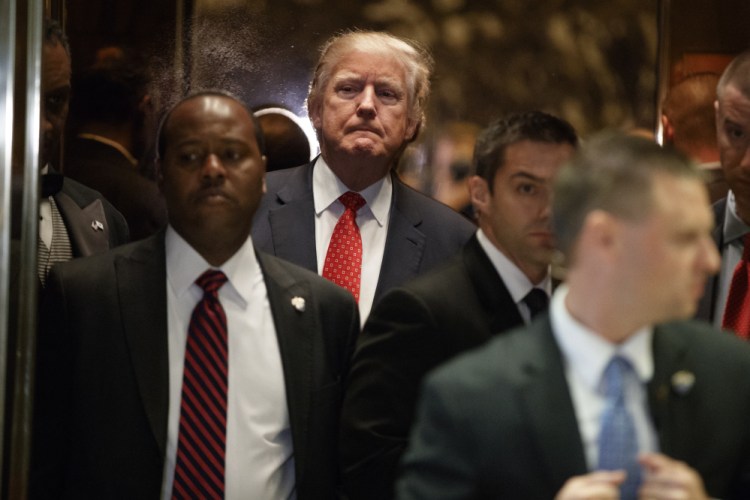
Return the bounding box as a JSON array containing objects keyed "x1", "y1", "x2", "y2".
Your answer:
[
  {"x1": 405, "y1": 118, "x2": 421, "y2": 143},
  {"x1": 468, "y1": 175, "x2": 489, "y2": 216},
  {"x1": 309, "y1": 104, "x2": 322, "y2": 130},
  {"x1": 261, "y1": 155, "x2": 267, "y2": 194},
  {"x1": 661, "y1": 114, "x2": 674, "y2": 143}
]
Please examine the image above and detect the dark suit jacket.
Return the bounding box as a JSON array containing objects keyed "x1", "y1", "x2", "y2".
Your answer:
[
  {"x1": 64, "y1": 136, "x2": 167, "y2": 241},
  {"x1": 696, "y1": 197, "x2": 726, "y2": 323},
  {"x1": 251, "y1": 161, "x2": 475, "y2": 305},
  {"x1": 11, "y1": 172, "x2": 129, "y2": 255},
  {"x1": 397, "y1": 317, "x2": 750, "y2": 499},
  {"x1": 340, "y1": 234, "x2": 524, "y2": 500},
  {"x1": 54, "y1": 175, "x2": 130, "y2": 254},
  {"x1": 31, "y1": 232, "x2": 359, "y2": 499}
]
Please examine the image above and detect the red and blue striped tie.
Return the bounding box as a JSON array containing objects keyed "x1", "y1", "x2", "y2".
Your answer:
[{"x1": 172, "y1": 270, "x2": 229, "y2": 499}]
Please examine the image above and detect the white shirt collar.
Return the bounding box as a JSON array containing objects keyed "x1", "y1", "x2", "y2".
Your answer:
[
  {"x1": 164, "y1": 225, "x2": 262, "y2": 308},
  {"x1": 475, "y1": 228, "x2": 551, "y2": 303},
  {"x1": 550, "y1": 284, "x2": 654, "y2": 392},
  {"x1": 312, "y1": 156, "x2": 392, "y2": 226}
]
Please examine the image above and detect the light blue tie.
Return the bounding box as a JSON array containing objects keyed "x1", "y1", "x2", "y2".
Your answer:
[{"x1": 598, "y1": 355, "x2": 641, "y2": 500}]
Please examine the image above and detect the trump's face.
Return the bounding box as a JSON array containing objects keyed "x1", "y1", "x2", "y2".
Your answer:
[{"x1": 311, "y1": 50, "x2": 418, "y2": 172}]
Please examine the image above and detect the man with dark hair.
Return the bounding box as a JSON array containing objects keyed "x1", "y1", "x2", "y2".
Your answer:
[
  {"x1": 340, "y1": 111, "x2": 577, "y2": 500},
  {"x1": 35, "y1": 19, "x2": 129, "y2": 285},
  {"x1": 32, "y1": 91, "x2": 359, "y2": 499},
  {"x1": 398, "y1": 134, "x2": 750, "y2": 500},
  {"x1": 64, "y1": 51, "x2": 167, "y2": 240},
  {"x1": 252, "y1": 31, "x2": 474, "y2": 323},
  {"x1": 696, "y1": 49, "x2": 750, "y2": 334}
]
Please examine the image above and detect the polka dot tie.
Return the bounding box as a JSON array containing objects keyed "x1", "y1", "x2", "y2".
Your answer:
[
  {"x1": 323, "y1": 192, "x2": 366, "y2": 301},
  {"x1": 723, "y1": 234, "x2": 750, "y2": 339}
]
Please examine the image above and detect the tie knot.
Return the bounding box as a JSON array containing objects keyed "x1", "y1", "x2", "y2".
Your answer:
[
  {"x1": 602, "y1": 355, "x2": 633, "y2": 401},
  {"x1": 339, "y1": 191, "x2": 366, "y2": 212},
  {"x1": 196, "y1": 270, "x2": 228, "y2": 294},
  {"x1": 523, "y1": 288, "x2": 549, "y2": 319}
]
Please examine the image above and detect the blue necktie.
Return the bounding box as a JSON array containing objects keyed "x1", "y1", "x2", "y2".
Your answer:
[{"x1": 598, "y1": 355, "x2": 641, "y2": 500}]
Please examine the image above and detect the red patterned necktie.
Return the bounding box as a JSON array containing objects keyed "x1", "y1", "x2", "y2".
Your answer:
[
  {"x1": 172, "y1": 270, "x2": 229, "y2": 499},
  {"x1": 723, "y1": 234, "x2": 750, "y2": 339},
  {"x1": 323, "y1": 191, "x2": 366, "y2": 301}
]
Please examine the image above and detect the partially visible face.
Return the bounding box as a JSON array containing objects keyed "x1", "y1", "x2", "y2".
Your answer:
[
  {"x1": 311, "y1": 50, "x2": 418, "y2": 167},
  {"x1": 716, "y1": 84, "x2": 750, "y2": 199},
  {"x1": 472, "y1": 140, "x2": 575, "y2": 282},
  {"x1": 617, "y1": 175, "x2": 720, "y2": 323},
  {"x1": 41, "y1": 41, "x2": 71, "y2": 169},
  {"x1": 159, "y1": 95, "x2": 266, "y2": 249}
]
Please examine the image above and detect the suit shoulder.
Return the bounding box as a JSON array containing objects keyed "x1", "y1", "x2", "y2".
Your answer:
[
  {"x1": 61, "y1": 176, "x2": 129, "y2": 240},
  {"x1": 425, "y1": 322, "x2": 533, "y2": 391},
  {"x1": 51, "y1": 235, "x2": 159, "y2": 279},
  {"x1": 256, "y1": 249, "x2": 355, "y2": 301},
  {"x1": 395, "y1": 181, "x2": 475, "y2": 235},
  {"x1": 661, "y1": 320, "x2": 750, "y2": 364},
  {"x1": 264, "y1": 163, "x2": 311, "y2": 194}
]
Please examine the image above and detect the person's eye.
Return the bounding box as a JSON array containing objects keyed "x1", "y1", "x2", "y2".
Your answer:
[
  {"x1": 223, "y1": 148, "x2": 243, "y2": 162},
  {"x1": 378, "y1": 88, "x2": 399, "y2": 104},
  {"x1": 337, "y1": 84, "x2": 359, "y2": 97},
  {"x1": 517, "y1": 183, "x2": 537, "y2": 195},
  {"x1": 177, "y1": 151, "x2": 201, "y2": 165}
]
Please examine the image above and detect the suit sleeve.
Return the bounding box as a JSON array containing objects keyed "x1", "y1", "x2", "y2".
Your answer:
[
  {"x1": 340, "y1": 287, "x2": 446, "y2": 500},
  {"x1": 395, "y1": 370, "x2": 479, "y2": 500},
  {"x1": 30, "y1": 268, "x2": 73, "y2": 499}
]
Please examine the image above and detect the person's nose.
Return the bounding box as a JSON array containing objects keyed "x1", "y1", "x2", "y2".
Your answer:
[
  {"x1": 356, "y1": 86, "x2": 377, "y2": 119},
  {"x1": 201, "y1": 153, "x2": 226, "y2": 182}
]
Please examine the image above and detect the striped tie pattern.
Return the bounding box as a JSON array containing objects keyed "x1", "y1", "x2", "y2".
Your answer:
[
  {"x1": 323, "y1": 191, "x2": 366, "y2": 301},
  {"x1": 37, "y1": 197, "x2": 73, "y2": 287},
  {"x1": 598, "y1": 355, "x2": 641, "y2": 500},
  {"x1": 173, "y1": 270, "x2": 229, "y2": 499}
]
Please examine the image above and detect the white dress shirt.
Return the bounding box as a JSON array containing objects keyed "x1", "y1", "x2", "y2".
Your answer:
[
  {"x1": 161, "y1": 227, "x2": 295, "y2": 499},
  {"x1": 549, "y1": 285, "x2": 659, "y2": 470},
  {"x1": 39, "y1": 164, "x2": 53, "y2": 249},
  {"x1": 476, "y1": 228, "x2": 551, "y2": 324},
  {"x1": 715, "y1": 190, "x2": 750, "y2": 327},
  {"x1": 313, "y1": 156, "x2": 391, "y2": 324}
]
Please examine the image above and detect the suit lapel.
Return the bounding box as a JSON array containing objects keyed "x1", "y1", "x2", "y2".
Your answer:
[
  {"x1": 696, "y1": 198, "x2": 725, "y2": 321},
  {"x1": 519, "y1": 319, "x2": 588, "y2": 488},
  {"x1": 648, "y1": 325, "x2": 691, "y2": 459},
  {"x1": 116, "y1": 233, "x2": 170, "y2": 456},
  {"x1": 268, "y1": 164, "x2": 317, "y2": 272},
  {"x1": 256, "y1": 251, "x2": 315, "y2": 480},
  {"x1": 55, "y1": 189, "x2": 111, "y2": 257},
  {"x1": 376, "y1": 176, "x2": 426, "y2": 300},
  {"x1": 462, "y1": 234, "x2": 524, "y2": 333}
]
